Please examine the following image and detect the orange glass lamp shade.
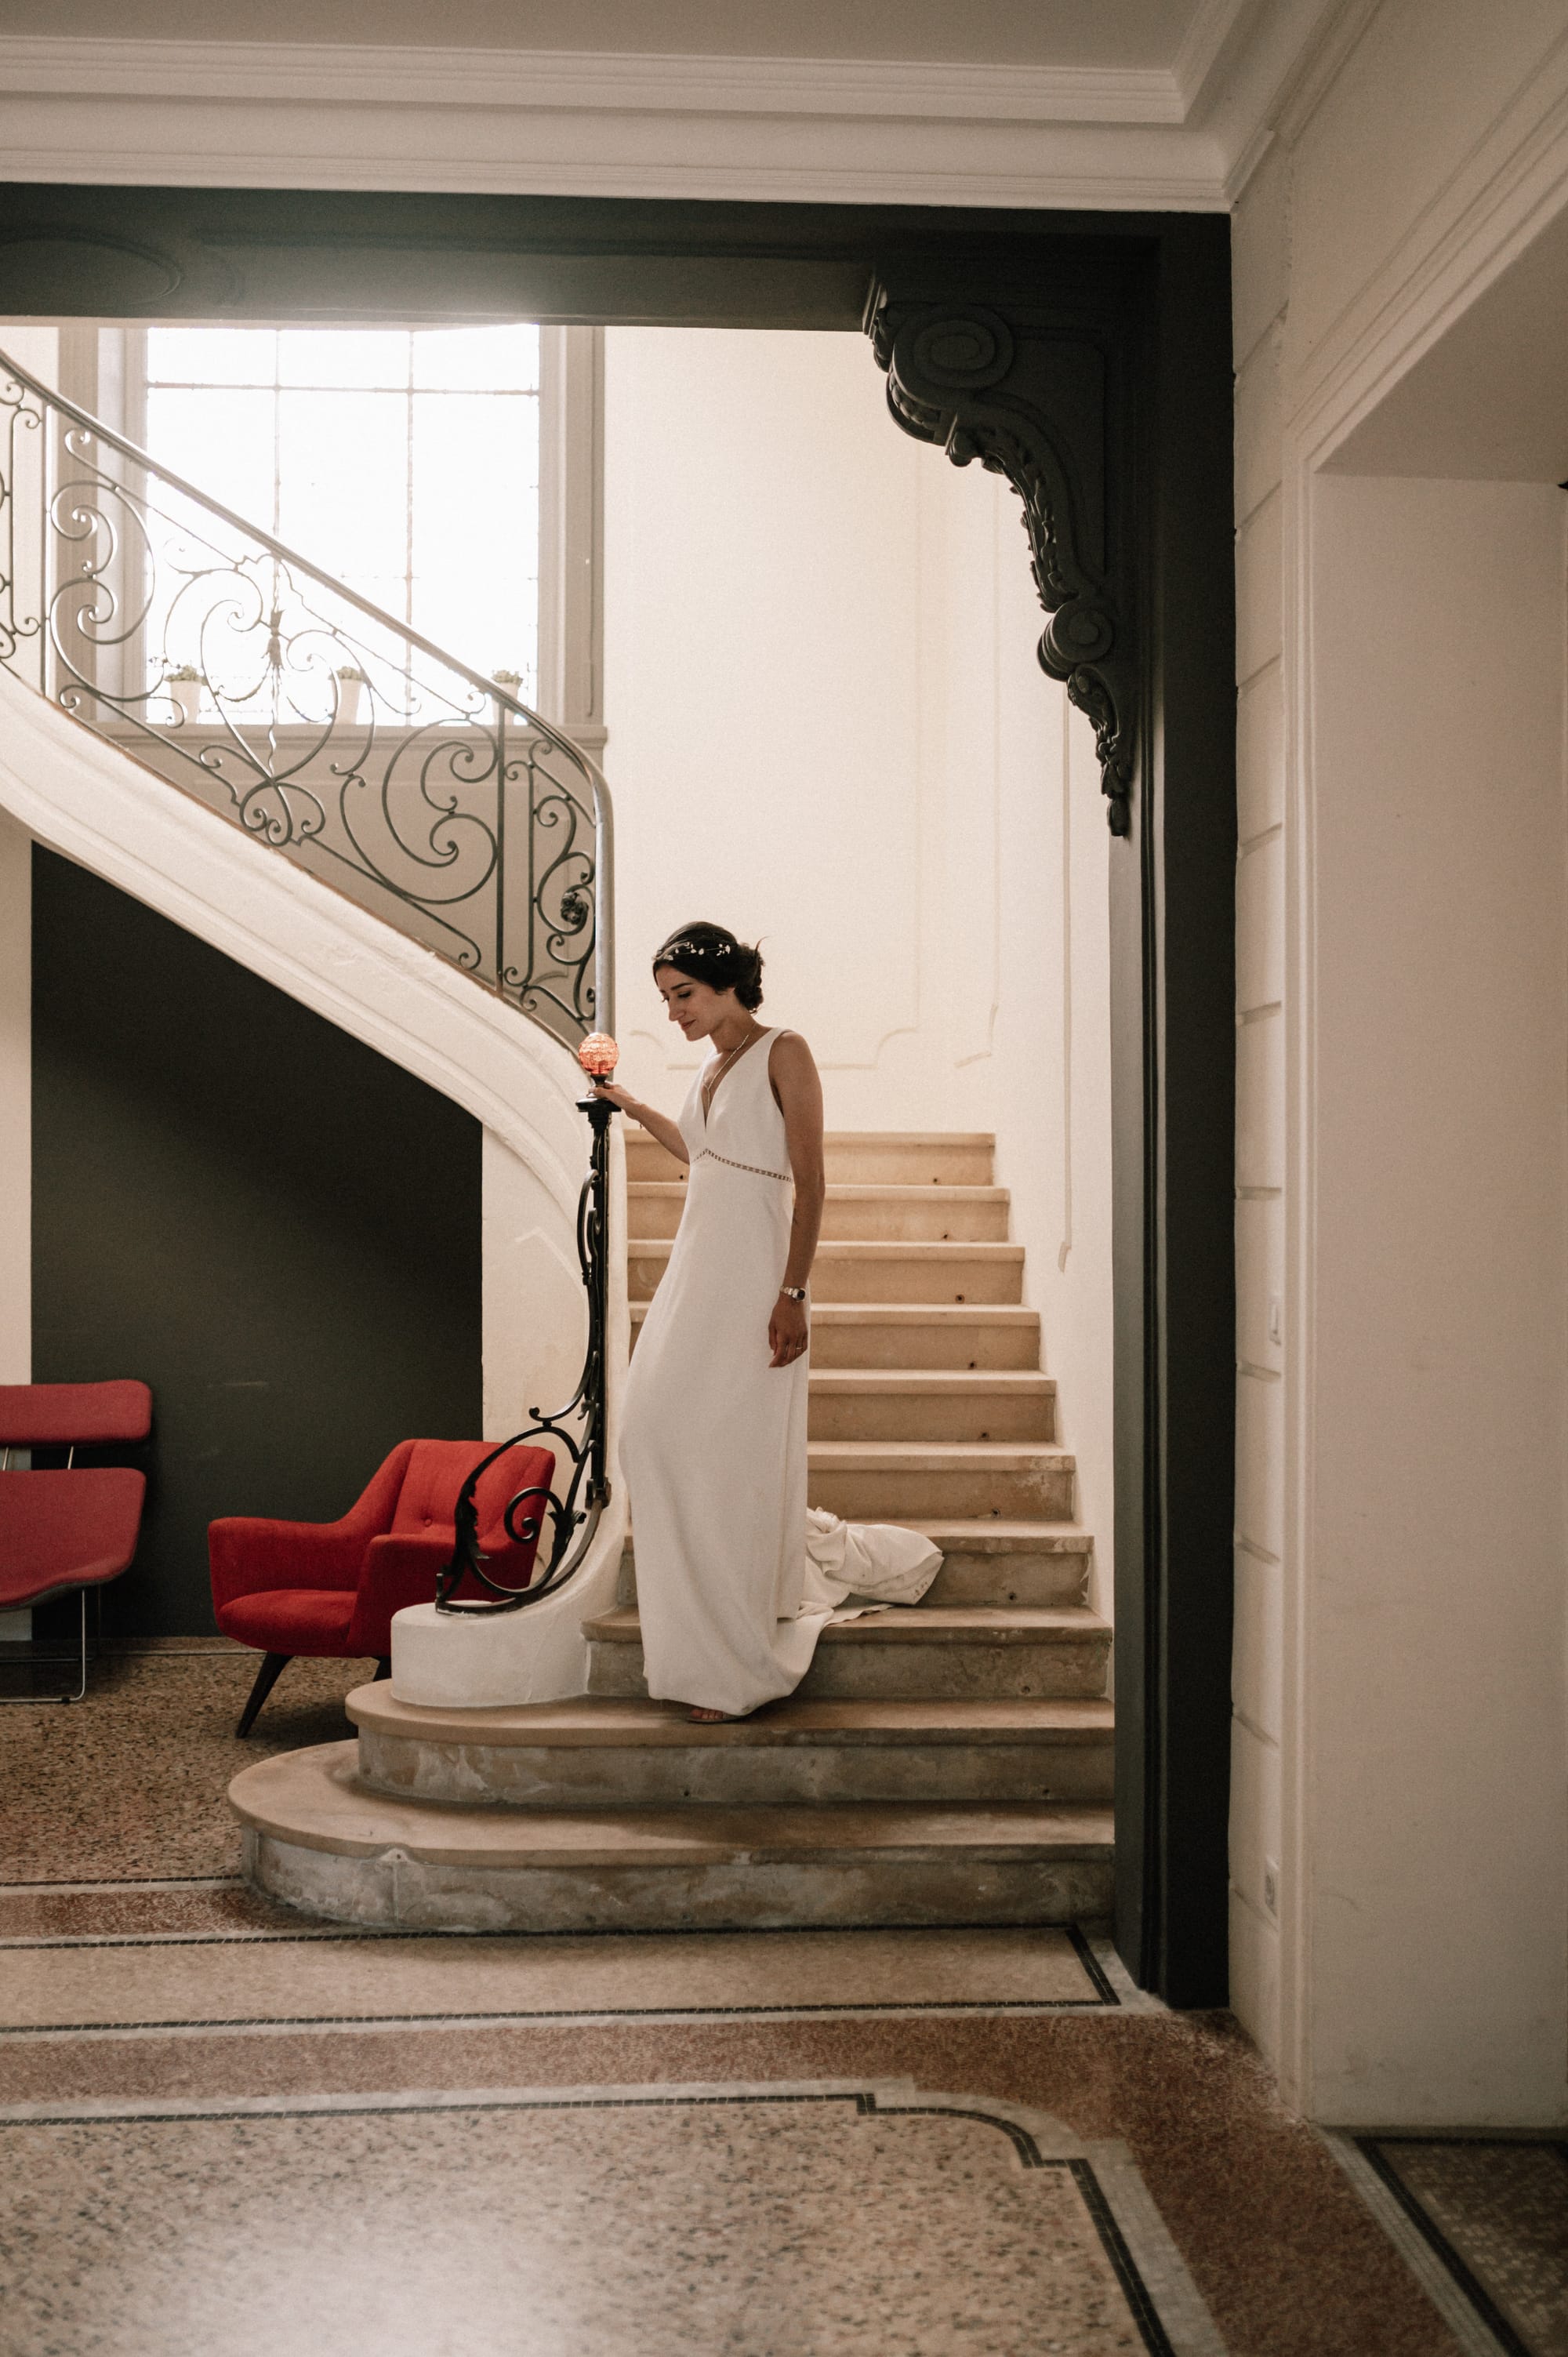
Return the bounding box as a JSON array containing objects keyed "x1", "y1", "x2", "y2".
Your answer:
[{"x1": 577, "y1": 1033, "x2": 620, "y2": 1083}]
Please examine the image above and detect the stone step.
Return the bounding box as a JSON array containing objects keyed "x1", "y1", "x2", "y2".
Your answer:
[
  {"x1": 807, "y1": 1440, "x2": 1074, "y2": 1522},
  {"x1": 630, "y1": 1300, "x2": 1045, "y2": 1371},
  {"x1": 349, "y1": 1687, "x2": 1116, "y2": 1807},
  {"x1": 629, "y1": 1238, "x2": 1025, "y2": 1306},
  {"x1": 619, "y1": 1521, "x2": 1092, "y2": 1610},
  {"x1": 232, "y1": 1741, "x2": 1112, "y2": 1931},
  {"x1": 626, "y1": 1131, "x2": 996, "y2": 1188},
  {"x1": 583, "y1": 1604, "x2": 1111, "y2": 1702},
  {"x1": 626, "y1": 1182, "x2": 1011, "y2": 1244},
  {"x1": 808, "y1": 1369, "x2": 1055, "y2": 1444}
]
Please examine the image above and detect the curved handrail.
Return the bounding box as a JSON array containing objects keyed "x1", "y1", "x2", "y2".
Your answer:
[{"x1": 0, "y1": 341, "x2": 614, "y2": 1042}]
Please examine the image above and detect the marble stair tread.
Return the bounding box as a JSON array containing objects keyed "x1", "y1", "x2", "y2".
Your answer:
[
  {"x1": 627, "y1": 1130, "x2": 996, "y2": 1157},
  {"x1": 622, "y1": 1519, "x2": 1093, "y2": 1559},
  {"x1": 630, "y1": 1301, "x2": 1039, "y2": 1324},
  {"x1": 348, "y1": 1685, "x2": 1114, "y2": 1747},
  {"x1": 230, "y1": 1742, "x2": 1114, "y2": 1865},
  {"x1": 808, "y1": 1371, "x2": 1055, "y2": 1395},
  {"x1": 582, "y1": 1604, "x2": 1109, "y2": 1646},
  {"x1": 909, "y1": 1519, "x2": 1092, "y2": 1553},
  {"x1": 807, "y1": 1440, "x2": 1073, "y2": 1470},
  {"x1": 816, "y1": 1131, "x2": 995, "y2": 1147},
  {"x1": 630, "y1": 1240, "x2": 1024, "y2": 1262},
  {"x1": 627, "y1": 1183, "x2": 1010, "y2": 1205}
]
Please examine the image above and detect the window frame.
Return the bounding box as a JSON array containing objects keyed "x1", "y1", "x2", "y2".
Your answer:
[{"x1": 57, "y1": 320, "x2": 604, "y2": 746}]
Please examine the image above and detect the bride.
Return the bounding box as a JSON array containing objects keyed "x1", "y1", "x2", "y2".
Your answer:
[{"x1": 598, "y1": 921, "x2": 941, "y2": 1723}]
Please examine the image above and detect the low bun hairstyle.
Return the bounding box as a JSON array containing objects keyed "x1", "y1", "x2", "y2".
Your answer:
[{"x1": 652, "y1": 921, "x2": 764, "y2": 1011}]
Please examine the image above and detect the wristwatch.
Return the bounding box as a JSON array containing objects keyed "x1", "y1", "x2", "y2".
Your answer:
[{"x1": 779, "y1": 1285, "x2": 807, "y2": 1302}]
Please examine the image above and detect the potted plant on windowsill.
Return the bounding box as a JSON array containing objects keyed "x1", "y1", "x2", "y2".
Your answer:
[
  {"x1": 336, "y1": 664, "x2": 366, "y2": 726},
  {"x1": 490, "y1": 667, "x2": 522, "y2": 726},
  {"x1": 165, "y1": 664, "x2": 202, "y2": 727}
]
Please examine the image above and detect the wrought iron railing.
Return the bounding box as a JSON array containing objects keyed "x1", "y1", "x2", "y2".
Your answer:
[
  {"x1": 0, "y1": 345, "x2": 613, "y2": 1051},
  {"x1": 0, "y1": 344, "x2": 622, "y2": 1614}
]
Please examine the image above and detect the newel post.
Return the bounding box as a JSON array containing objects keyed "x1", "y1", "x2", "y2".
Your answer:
[{"x1": 437, "y1": 1031, "x2": 621, "y2": 1614}]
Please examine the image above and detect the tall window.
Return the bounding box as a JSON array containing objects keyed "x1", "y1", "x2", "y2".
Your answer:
[{"x1": 141, "y1": 325, "x2": 542, "y2": 703}]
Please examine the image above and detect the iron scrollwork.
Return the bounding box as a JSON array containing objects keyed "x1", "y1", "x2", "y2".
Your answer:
[
  {"x1": 437, "y1": 1085, "x2": 617, "y2": 1614},
  {"x1": 866, "y1": 281, "x2": 1138, "y2": 837},
  {"x1": 0, "y1": 344, "x2": 613, "y2": 1051}
]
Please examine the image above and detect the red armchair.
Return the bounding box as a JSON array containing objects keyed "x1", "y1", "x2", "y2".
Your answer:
[
  {"x1": 209, "y1": 1436, "x2": 557, "y2": 1734},
  {"x1": 1, "y1": 1381, "x2": 152, "y2": 1704}
]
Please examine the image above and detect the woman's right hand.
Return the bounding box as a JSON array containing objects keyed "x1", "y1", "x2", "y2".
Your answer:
[{"x1": 593, "y1": 1081, "x2": 637, "y2": 1113}]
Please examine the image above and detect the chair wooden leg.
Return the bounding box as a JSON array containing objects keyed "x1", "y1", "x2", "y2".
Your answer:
[
  {"x1": 237, "y1": 1651, "x2": 291, "y2": 1737},
  {"x1": 372, "y1": 1656, "x2": 391, "y2": 1681}
]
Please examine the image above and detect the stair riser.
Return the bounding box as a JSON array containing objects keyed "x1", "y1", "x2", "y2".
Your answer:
[
  {"x1": 359, "y1": 1731, "x2": 1115, "y2": 1807},
  {"x1": 632, "y1": 1317, "x2": 1044, "y2": 1371},
  {"x1": 586, "y1": 1637, "x2": 1111, "y2": 1703},
  {"x1": 626, "y1": 1142, "x2": 996, "y2": 1188},
  {"x1": 629, "y1": 1193, "x2": 1011, "y2": 1244},
  {"x1": 927, "y1": 1554, "x2": 1091, "y2": 1607},
  {"x1": 808, "y1": 1466, "x2": 1075, "y2": 1521},
  {"x1": 809, "y1": 1394, "x2": 1055, "y2": 1444},
  {"x1": 815, "y1": 1149, "x2": 996, "y2": 1186},
  {"x1": 805, "y1": 1321, "x2": 1042, "y2": 1371},
  {"x1": 629, "y1": 1253, "x2": 1023, "y2": 1306},
  {"x1": 617, "y1": 1554, "x2": 1091, "y2": 1610},
  {"x1": 249, "y1": 1829, "x2": 1112, "y2": 1934}
]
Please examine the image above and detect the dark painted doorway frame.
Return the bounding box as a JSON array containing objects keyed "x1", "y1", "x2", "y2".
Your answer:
[{"x1": 0, "y1": 187, "x2": 1236, "y2": 2007}]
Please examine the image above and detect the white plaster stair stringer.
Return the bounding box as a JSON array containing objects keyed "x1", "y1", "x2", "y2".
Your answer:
[{"x1": 0, "y1": 670, "x2": 628, "y2": 1698}]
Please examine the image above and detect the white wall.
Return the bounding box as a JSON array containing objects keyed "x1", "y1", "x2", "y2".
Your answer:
[
  {"x1": 1306, "y1": 474, "x2": 1566, "y2": 2124},
  {"x1": 603, "y1": 325, "x2": 1114, "y2": 1612},
  {"x1": 1230, "y1": 0, "x2": 1568, "y2": 2121}
]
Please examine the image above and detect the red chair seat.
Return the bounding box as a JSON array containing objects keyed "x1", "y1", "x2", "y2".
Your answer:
[
  {"x1": 210, "y1": 1436, "x2": 559, "y2": 1732},
  {"x1": 0, "y1": 1468, "x2": 147, "y2": 1610},
  {"x1": 219, "y1": 1587, "x2": 358, "y2": 1655},
  {"x1": 0, "y1": 1382, "x2": 153, "y2": 1448}
]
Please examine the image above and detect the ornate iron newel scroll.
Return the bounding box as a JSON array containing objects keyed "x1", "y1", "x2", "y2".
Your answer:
[
  {"x1": 866, "y1": 276, "x2": 1140, "y2": 836},
  {"x1": 0, "y1": 345, "x2": 612, "y2": 1051},
  {"x1": 437, "y1": 1037, "x2": 619, "y2": 1615}
]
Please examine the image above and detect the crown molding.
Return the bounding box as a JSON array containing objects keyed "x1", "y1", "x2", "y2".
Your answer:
[
  {"x1": 0, "y1": 36, "x2": 1185, "y2": 126},
  {"x1": 0, "y1": 12, "x2": 1354, "y2": 215}
]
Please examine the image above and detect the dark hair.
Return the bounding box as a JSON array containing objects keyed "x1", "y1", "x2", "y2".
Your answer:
[{"x1": 652, "y1": 921, "x2": 764, "y2": 1011}]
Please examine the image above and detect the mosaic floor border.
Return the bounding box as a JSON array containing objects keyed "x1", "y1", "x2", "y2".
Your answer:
[
  {"x1": 1326, "y1": 2132, "x2": 1568, "y2": 2357},
  {"x1": 0, "y1": 2074, "x2": 1231, "y2": 2357}
]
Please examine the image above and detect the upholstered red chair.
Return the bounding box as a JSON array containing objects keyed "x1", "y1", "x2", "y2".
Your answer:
[
  {"x1": 209, "y1": 1436, "x2": 557, "y2": 1734},
  {"x1": 0, "y1": 1381, "x2": 153, "y2": 1703}
]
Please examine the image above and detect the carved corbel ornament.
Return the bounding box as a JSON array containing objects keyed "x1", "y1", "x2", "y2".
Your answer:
[{"x1": 867, "y1": 284, "x2": 1136, "y2": 836}]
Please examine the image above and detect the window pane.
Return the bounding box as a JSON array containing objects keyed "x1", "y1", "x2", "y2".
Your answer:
[
  {"x1": 276, "y1": 388, "x2": 408, "y2": 602},
  {"x1": 146, "y1": 329, "x2": 278, "y2": 388},
  {"x1": 412, "y1": 325, "x2": 539, "y2": 394},
  {"x1": 145, "y1": 387, "x2": 278, "y2": 528},
  {"x1": 277, "y1": 329, "x2": 412, "y2": 391},
  {"x1": 411, "y1": 389, "x2": 539, "y2": 691}
]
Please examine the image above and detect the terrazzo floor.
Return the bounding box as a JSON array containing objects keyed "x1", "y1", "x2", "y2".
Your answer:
[{"x1": 0, "y1": 1651, "x2": 1559, "y2": 2355}]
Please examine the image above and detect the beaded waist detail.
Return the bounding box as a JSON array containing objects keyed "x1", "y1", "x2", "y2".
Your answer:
[{"x1": 694, "y1": 1147, "x2": 792, "y2": 1183}]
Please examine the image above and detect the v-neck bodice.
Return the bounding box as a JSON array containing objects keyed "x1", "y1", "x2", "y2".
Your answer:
[
  {"x1": 700, "y1": 1026, "x2": 771, "y2": 1126},
  {"x1": 677, "y1": 1026, "x2": 788, "y2": 1178}
]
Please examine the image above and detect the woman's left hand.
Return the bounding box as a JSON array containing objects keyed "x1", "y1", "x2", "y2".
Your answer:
[{"x1": 768, "y1": 1292, "x2": 808, "y2": 1368}]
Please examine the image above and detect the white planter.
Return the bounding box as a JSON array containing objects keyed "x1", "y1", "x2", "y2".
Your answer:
[
  {"x1": 336, "y1": 676, "x2": 363, "y2": 726},
  {"x1": 169, "y1": 677, "x2": 202, "y2": 727}
]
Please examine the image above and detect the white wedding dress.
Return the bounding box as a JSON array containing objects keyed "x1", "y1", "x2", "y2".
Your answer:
[{"x1": 619, "y1": 1027, "x2": 941, "y2": 1716}]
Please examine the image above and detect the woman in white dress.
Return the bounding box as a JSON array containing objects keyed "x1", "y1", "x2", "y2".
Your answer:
[{"x1": 600, "y1": 922, "x2": 940, "y2": 1723}]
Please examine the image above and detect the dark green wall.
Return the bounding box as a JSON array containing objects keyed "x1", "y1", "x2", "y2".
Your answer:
[{"x1": 31, "y1": 848, "x2": 483, "y2": 1637}]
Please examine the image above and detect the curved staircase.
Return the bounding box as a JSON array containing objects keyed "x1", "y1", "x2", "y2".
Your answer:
[{"x1": 231, "y1": 1131, "x2": 1113, "y2": 1929}]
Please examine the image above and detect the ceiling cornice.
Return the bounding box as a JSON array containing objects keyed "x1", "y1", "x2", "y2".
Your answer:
[
  {"x1": 0, "y1": 11, "x2": 1349, "y2": 214},
  {"x1": 0, "y1": 36, "x2": 1190, "y2": 125}
]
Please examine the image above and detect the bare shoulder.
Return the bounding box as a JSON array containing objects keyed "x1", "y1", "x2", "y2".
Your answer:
[{"x1": 767, "y1": 1027, "x2": 818, "y2": 1076}]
